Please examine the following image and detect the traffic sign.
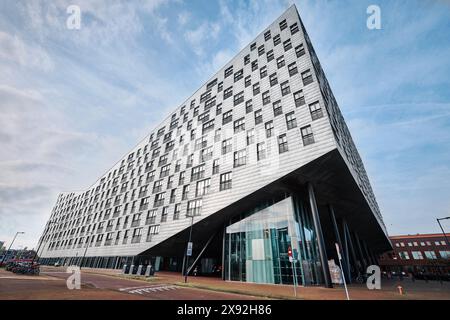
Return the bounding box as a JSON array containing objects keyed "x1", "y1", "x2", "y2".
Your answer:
[{"x1": 186, "y1": 242, "x2": 193, "y2": 256}]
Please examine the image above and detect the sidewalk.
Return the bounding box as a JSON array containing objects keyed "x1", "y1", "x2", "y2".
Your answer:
[{"x1": 77, "y1": 268, "x2": 450, "y2": 300}]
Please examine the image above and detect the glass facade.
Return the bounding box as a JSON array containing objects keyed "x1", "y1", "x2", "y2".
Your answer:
[{"x1": 224, "y1": 195, "x2": 323, "y2": 285}]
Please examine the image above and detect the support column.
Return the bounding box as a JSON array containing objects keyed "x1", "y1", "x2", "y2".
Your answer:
[
  {"x1": 307, "y1": 183, "x2": 332, "y2": 288},
  {"x1": 328, "y1": 205, "x2": 350, "y2": 282},
  {"x1": 363, "y1": 241, "x2": 374, "y2": 266},
  {"x1": 342, "y1": 220, "x2": 352, "y2": 283},
  {"x1": 344, "y1": 220, "x2": 360, "y2": 275},
  {"x1": 354, "y1": 232, "x2": 368, "y2": 270}
]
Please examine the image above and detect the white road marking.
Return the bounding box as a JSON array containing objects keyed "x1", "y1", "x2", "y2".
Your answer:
[{"x1": 119, "y1": 285, "x2": 178, "y2": 295}]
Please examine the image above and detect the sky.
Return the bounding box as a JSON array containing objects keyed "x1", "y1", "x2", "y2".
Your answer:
[{"x1": 0, "y1": 0, "x2": 449, "y2": 250}]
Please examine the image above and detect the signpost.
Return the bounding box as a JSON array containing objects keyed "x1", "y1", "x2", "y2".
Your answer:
[
  {"x1": 186, "y1": 242, "x2": 193, "y2": 257},
  {"x1": 288, "y1": 246, "x2": 297, "y2": 297},
  {"x1": 335, "y1": 243, "x2": 350, "y2": 300}
]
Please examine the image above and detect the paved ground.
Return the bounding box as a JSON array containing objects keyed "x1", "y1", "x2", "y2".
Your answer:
[
  {"x1": 1, "y1": 266, "x2": 449, "y2": 300},
  {"x1": 0, "y1": 267, "x2": 257, "y2": 300}
]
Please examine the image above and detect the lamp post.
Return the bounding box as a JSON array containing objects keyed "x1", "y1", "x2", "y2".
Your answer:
[
  {"x1": 79, "y1": 231, "x2": 93, "y2": 269},
  {"x1": 1, "y1": 231, "x2": 25, "y2": 265},
  {"x1": 183, "y1": 214, "x2": 194, "y2": 283},
  {"x1": 436, "y1": 217, "x2": 450, "y2": 246}
]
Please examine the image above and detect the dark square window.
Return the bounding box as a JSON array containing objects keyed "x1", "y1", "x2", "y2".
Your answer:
[{"x1": 301, "y1": 125, "x2": 315, "y2": 146}]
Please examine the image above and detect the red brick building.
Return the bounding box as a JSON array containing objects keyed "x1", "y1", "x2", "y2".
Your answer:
[{"x1": 379, "y1": 233, "x2": 450, "y2": 278}]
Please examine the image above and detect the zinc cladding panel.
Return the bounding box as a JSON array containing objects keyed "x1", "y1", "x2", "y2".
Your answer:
[{"x1": 39, "y1": 6, "x2": 338, "y2": 258}]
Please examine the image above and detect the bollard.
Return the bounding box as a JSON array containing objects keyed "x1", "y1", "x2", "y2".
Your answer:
[
  {"x1": 122, "y1": 264, "x2": 127, "y2": 274},
  {"x1": 397, "y1": 285, "x2": 404, "y2": 295},
  {"x1": 145, "y1": 265, "x2": 151, "y2": 277},
  {"x1": 137, "y1": 265, "x2": 143, "y2": 275},
  {"x1": 129, "y1": 264, "x2": 134, "y2": 275}
]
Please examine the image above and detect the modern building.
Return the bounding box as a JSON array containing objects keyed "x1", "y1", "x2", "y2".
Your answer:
[
  {"x1": 379, "y1": 233, "x2": 450, "y2": 276},
  {"x1": 37, "y1": 5, "x2": 391, "y2": 287}
]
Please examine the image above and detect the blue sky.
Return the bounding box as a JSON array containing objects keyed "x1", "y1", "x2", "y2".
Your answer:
[{"x1": 0, "y1": 0, "x2": 449, "y2": 249}]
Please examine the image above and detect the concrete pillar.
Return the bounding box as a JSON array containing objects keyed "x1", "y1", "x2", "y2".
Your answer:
[
  {"x1": 137, "y1": 265, "x2": 143, "y2": 275},
  {"x1": 307, "y1": 183, "x2": 332, "y2": 288},
  {"x1": 354, "y1": 232, "x2": 368, "y2": 270},
  {"x1": 122, "y1": 264, "x2": 127, "y2": 274}
]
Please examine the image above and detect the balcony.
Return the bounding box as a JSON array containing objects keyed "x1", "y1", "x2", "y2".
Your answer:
[
  {"x1": 139, "y1": 191, "x2": 147, "y2": 198},
  {"x1": 104, "y1": 239, "x2": 112, "y2": 246},
  {"x1": 96, "y1": 228, "x2": 104, "y2": 234},
  {"x1": 114, "y1": 238, "x2": 120, "y2": 245},
  {"x1": 106, "y1": 225, "x2": 113, "y2": 232},
  {"x1": 139, "y1": 204, "x2": 149, "y2": 211},
  {"x1": 95, "y1": 241, "x2": 102, "y2": 247},
  {"x1": 146, "y1": 235, "x2": 152, "y2": 242},
  {"x1": 122, "y1": 238, "x2": 128, "y2": 244},
  {"x1": 146, "y1": 217, "x2": 156, "y2": 225}
]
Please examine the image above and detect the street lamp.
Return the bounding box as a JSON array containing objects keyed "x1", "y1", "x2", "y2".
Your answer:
[
  {"x1": 79, "y1": 231, "x2": 93, "y2": 269},
  {"x1": 183, "y1": 213, "x2": 195, "y2": 283},
  {"x1": 1, "y1": 231, "x2": 25, "y2": 265},
  {"x1": 436, "y1": 217, "x2": 450, "y2": 246}
]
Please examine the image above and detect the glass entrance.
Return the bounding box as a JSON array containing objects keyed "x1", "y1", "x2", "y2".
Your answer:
[{"x1": 224, "y1": 195, "x2": 323, "y2": 285}]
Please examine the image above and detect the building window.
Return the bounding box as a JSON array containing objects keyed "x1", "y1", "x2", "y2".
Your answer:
[
  {"x1": 257, "y1": 142, "x2": 266, "y2": 161},
  {"x1": 295, "y1": 43, "x2": 305, "y2": 57},
  {"x1": 187, "y1": 199, "x2": 202, "y2": 216},
  {"x1": 279, "y1": 19, "x2": 287, "y2": 31},
  {"x1": 288, "y1": 62, "x2": 298, "y2": 76},
  {"x1": 160, "y1": 164, "x2": 170, "y2": 178},
  {"x1": 276, "y1": 56, "x2": 285, "y2": 68},
  {"x1": 247, "y1": 128, "x2": 255, "y2": 145},
  {"x1": 264, "y1": 30, "x2": 271, "y2": 41},
  {"x1": 278, "y1": 134, "x2": 288, "y2": 153},
  {"x1": 195, "y1": 136, "x2": 208, "y2": 151},
  {"x1": 294, "y1": 90, "x2": 305, "y2": 107},
  {"x1": 262, "y1": 90, "x2": 271, "y2": 105},
  {"x1": 265, "y1": 121, "x2": 274, "y2": 138},
  {"x1": 170, "y1": 188, "x2": 176, "y2": 203},
  {"x1": 258, "y1": 44, "x2": 265, "y2": 56},
  {"x1": 220, "y1": 172, "x2": 232, "y2": 191},
  {"x1": 218, "y1": 81, "x2": 223, "y2": 92},
  {"x1": 222, "y1": 138, "x2": 232, "y2": 154},
  {"x1": 254, "y1": 109, "x2": 263, "y2": 125},
  {"x1": 153, "y1": 179, "x2": 163, "y2": 193},
  {"x1": 260, "y1": 66, "x2": 267, "y2": 78},
  {"x1": 245, "y1": 75, "x2": 251, "y2": 87},
  {"x1": 251, "y1": 60, "x2": 258, "y2": 71},
  {"x1": 234, "y1": 117, "x2": 245, "y2": 133},
  {"x1": 212, "y1": 159, "x2": 220, "y2": 174},
  {"x1": 224, "y1": 86, "x2": 233, "y2": 99},
  {"x1": 411, "y1": 251, "x2": 424, "y2": 260},
  {"x1": 234, "y1": 91, "x2": 244, "y2": 106},
  {"x1": 222, "y1": 110, "x2": 233, "y2": 125},
  {"x1": 286, "y1": 111, "x2": 297, "y2": 129},
  {"x1": 182, "y1": 184, "x2": 190, "y2": 200},
  {"x1": 246, "y1": 99, "x2": 253, "y2": 113},
  {"x1": 179, "y1": 171, "x2": 185, "y2": 185},
  {"x1": 273, "y1": 100, "x2": 283, "y2": 116},
  {"x1": 302, "y1": 69, "x2": 313, "y2": 85},
  {"x1": 273, "y1": 34, "x2": 281, "y2": 46},
  {"x1": 234, "y1": 69, "x2": 243, "y2": 82},
  {"x1": 154, "y1": 192, "x2": 165, "y2": 207},
  {"x1": 202, "y1": 119, "x2": 215, "y2": 134},
  {"x1": 173, "y1": 204, "x2": 181, "y2": 220},
  {"x1": 399, "y1": 251, "x2": 410, "y2": 260},
  {"x1": 216, "y1": 103, "x2": 222, "y2": 115},
  {"x1": 250, "y1": 42, "x2": 256, "y2": 51},
  {"x1": 269, "y1": 73, "x2": 278, "y2": 86},
  {"x1": 280, "y1": 80, "x2": 290, "y2": 96},
  {"x1": 196, "y1": 178, "x2": 211, "y2": 197},
  {"x1": 309, "y1": 101, "x2": 323, "y2": 120},
  {"x1": 290, "y1": 23, "x2": 299, "y2": 34},
  {"x1": 191, "y1": 164, "x2": 205, "y2": 181},
  {"x1": 161, "y1": 206, "x2": 169, "y2": 222},
  {"x1": 244, "y1": 54, "x2": 250, "y2": 65},
  {"x1": 439, "y1": 251, "x2": 450, "y2": 259},
  {"x1": 186, "y1": 154, "x2": 194, "y2": 168},
  {"x1": 200, "y1": 146, "x2": 213, "y2": 162},
  {"x1": 301, "y1": 125, "x2": 315, "y2": 146},
  {"x1": 253, "y1": 82, "x2": 260, "y2": 95},
  {"x1": 224, "y1": 66, "x2": 233, "y2": 78},
  {"x1": 424, "y1": 251, "x2": 437, "y2": 259},
  {"x1": 283, "y1": 39, "x2": 292, "y2": 51},
  {"x1": 267, "y1": 49, "x2": 274, "y2": 62}
]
